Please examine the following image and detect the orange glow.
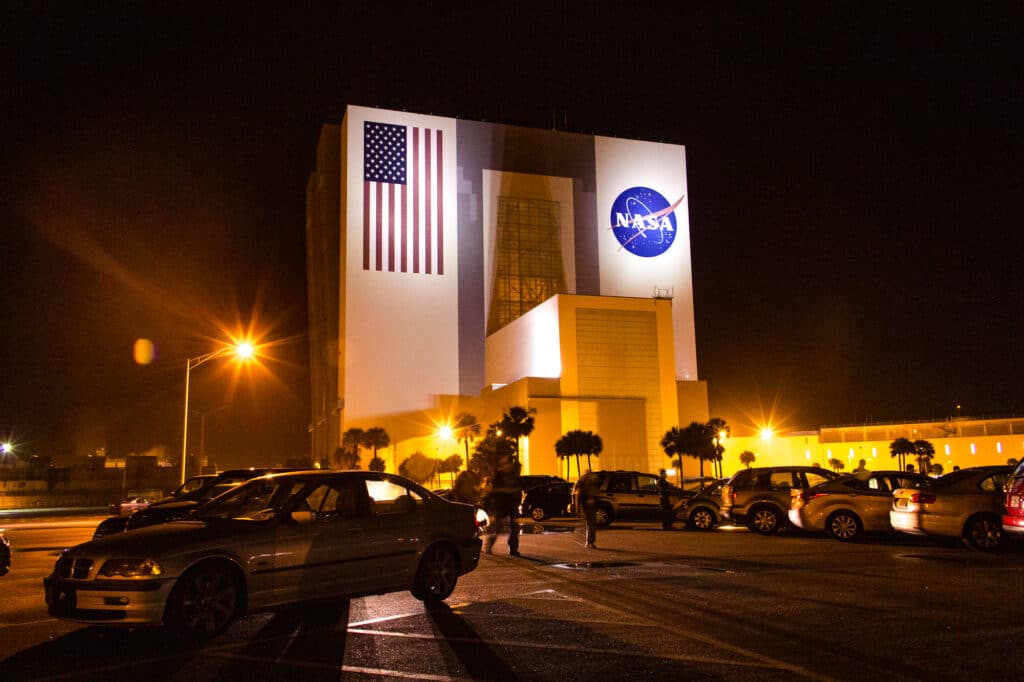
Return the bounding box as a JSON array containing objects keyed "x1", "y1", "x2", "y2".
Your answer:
[
  {"x1": 235, "y1": 342, "x2": 255, "y2": 359},
  {"x1": 133, "y1": 338, "x2": 155, "y2": 365}
]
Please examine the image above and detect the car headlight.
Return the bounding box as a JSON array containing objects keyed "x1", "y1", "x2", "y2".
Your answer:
[
  {"x1": 98, "y1": 558, "x2": 164, "y2": 578},
  {"x1": 475, "y1": 507, "x2": 490, "y2": 529}
]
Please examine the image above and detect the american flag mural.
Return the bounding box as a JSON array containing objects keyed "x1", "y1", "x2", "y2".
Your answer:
[{"x1": 363, "y1": 121, "x2": 444, "y2": 274}]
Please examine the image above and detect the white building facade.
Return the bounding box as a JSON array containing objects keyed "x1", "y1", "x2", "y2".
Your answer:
[{"x1": 307, "y1": 106, "x2": 707, "y2": 475}]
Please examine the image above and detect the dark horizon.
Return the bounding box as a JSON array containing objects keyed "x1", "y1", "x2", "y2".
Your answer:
[{"x1": 3, "y1": 5, "x2": 1022, "y2": 467}]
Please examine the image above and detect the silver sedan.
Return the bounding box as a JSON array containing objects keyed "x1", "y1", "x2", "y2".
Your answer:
[
  {"x1": 44, "y1": 470, "x2": 483, "y2": 638},
  {"x1": 789, "y1": 471, "x2": 933, "y2": 541},
  {"x1": 890, "y1": 465, "x2": 1013, "y2": 550}
]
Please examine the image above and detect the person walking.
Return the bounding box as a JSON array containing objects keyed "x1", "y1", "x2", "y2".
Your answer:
[
  {"x1": 658, "y1": 469, "x2": 674, "y2": 530},
  {"x1": 483, "y1": 457, "x2": 522, "y2": 556},
  {"x1": 577, "y1": 469, "x2": 600, "y2": 549}
]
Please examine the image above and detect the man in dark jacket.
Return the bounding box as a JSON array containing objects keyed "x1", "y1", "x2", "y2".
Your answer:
[{"x1": 483, "y1": 457, "x2": 521, "y2": 556}]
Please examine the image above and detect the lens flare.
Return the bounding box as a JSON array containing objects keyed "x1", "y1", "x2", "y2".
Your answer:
[{"x1": 133, "y1": 338, "x2": 156, "y2": 365}]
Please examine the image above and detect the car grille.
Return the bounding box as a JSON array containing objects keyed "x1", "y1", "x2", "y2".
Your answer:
[{"x1": 54, "y1": 555, "x2": 94, "y2": 579}]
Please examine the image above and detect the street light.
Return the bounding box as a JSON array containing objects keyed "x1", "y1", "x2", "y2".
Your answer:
[{"x1": 181, "y1": 342, "x2": 255, "y2": 484}]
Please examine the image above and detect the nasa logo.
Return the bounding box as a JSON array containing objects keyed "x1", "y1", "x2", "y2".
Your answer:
[{"x1": 609, "y1": 187, "x2": 683, "y2": 258}]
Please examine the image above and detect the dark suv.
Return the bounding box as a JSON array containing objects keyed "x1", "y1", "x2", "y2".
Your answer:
[
  {"x1": 721, "y1": 466, "x2": 841, "y2": 534},
  {"x1": 571, "y1": 470, "x2": 689, "y2": 527}
]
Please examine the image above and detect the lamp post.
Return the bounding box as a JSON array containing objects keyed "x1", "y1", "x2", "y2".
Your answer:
[{"x1": 181, "y1": 342, "x2": 254, "y2": 484}]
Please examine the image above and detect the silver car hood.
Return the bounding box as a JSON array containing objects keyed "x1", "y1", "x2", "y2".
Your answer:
[{"x1": 77, "y1": 519, "x2": 261, "y2": 556}]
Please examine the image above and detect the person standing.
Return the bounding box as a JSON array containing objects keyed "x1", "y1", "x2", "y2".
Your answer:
[
  {"x1": 577, "y1": 469, "x2": 600, "y2": 549},
  {"x1": 658, "y1": 469, "x2": 674, "y2": 530},
  {"x1": 483, "y1": 457, "x2": 522, "y2": 556}
]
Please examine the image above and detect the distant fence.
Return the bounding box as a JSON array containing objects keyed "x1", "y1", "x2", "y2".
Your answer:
[{"x1": 0, "y1": 471, "x2": 177, "y2": 511}]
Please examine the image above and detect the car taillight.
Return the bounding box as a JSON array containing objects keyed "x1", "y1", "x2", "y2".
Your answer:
[
  {"x1": 910, "y1": 493, "x2": 936, "y2": 504},
  {"x1": 801, "y1": 491, "x2": 828, "y2": 503}
]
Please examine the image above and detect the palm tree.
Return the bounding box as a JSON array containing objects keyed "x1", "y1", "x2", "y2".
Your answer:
[
  {"x1": 828, "y1": 457, "x2": 845, "y2": 472},
  {"x1": 739, "y1": 450, "x2": 756, "y2": 469},
  {"x1": 339, "y1": 428, "x2": 365, "y2": 469},
  {"x1": 913, "y1": 439, "x2": 935, "y2": 474},
  {"x1": 453, "y1": 412, "x2": 481, "y2": 462},
  {"x1": 500, "y1": 405, "x2": 536, "y2": 464},
  {"x1": 661, "y1": 422, "x2": 714, "y2": 482},
  {"x1": 472, "y1": 423, "x2": 515, "y2": 479},
  {"x1": 707, "y1": 417, "x2": 730, "y2": 478},
  {"x1": 554, "y1": 437, "x2": 573, "y2": 479},
  {"x1": 890, "y1": 438, "x2": 915, "y2": 472},
  {"x1": 555, "y1": 430, "x2": 602, "y2": 478},
  {"x1": 368, "y1": 456, "x2": 386, "y2": 472},
  {"x1": 362, "y1": 427, "x2": 391, "y2": 466}
]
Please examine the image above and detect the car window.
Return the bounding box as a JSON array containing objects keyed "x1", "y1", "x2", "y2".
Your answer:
[
  {"x1": 609, "y1": 475, "x2": 632, "y2": 493},
  {"x1": 769, "y1": 472, "x2": 794, "y2": 491},
  {"x1": 199, "y1": 480, "x2": 301, "y2": 521},
  {"x1": 366, "y1": 478, "x2": 423, "y2": 515},
  {"x1": 637, "y1": 475, "x2": 660, "y2": 493},
  {"x1": 803, "y1": 471, "x2": 835, "y2": 487},
  {"x1": 893, "y1": 475, "x2": 930, "y2": 489},
  {"x1": 979, "y1": 473, "x2": 1009, "y2": 493}
]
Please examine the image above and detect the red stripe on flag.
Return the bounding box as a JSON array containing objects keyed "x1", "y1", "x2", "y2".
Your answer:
[
  {"x1": 413, "y1": 129, "x2": 420, "y2": 274},
  {"x1": 375, "y1": 183, "x2": 383, "y2": 271},
  {"x1": 436, "y1": 130, "x2": 443, "y2": 275},
  {"x1": 400, "y1": 184, "x2": 407, "y2": 273},
  {"x1": 425, "y1": 129, "x2": 432, "y2": 275},
  {"x1": 362, "y1": 181, "x2": 370, "y2": 270},
  {"x1": 387, "y1": 183, "x2": 395, "y2": 271}
]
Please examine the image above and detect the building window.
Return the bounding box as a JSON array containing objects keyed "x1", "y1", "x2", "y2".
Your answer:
[{"x1": 488, "y1": 196, "x2": 565, "y2": 334}]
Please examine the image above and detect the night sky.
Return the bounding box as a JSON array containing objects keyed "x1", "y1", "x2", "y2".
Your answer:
[{"x1": 3, "y1": 4, "x2": 1022, "y2": 467}]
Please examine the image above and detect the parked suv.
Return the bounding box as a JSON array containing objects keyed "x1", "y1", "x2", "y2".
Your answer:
[
  {"x1": 1003, "y1": 459, "x2": 1024, "y2": 539},
  {"x1": 571, "y1": 470, "x2": 689, "y2": 527},
  {"x1": 721, "y1": 466, "x2": 841, "y2": 534}
]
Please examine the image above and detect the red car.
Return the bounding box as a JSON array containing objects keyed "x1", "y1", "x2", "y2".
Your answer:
[{"x1": 1002, "y1": 460, "x2": 1024, "y2": 537}]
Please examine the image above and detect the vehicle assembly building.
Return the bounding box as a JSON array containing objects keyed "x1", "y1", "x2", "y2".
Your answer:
[{"x1": 306, "y1": 106, "x2": 709, "y2": 476}]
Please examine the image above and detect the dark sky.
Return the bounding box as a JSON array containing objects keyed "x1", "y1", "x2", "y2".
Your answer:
[{"x1": 2, "y1": 4, "x2": 1022, "y2": 466}]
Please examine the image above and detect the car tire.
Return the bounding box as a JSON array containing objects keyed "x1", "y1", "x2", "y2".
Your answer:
[
  {"x1": 826, "y1": 511, "x2": 862, "y2": 541},
  {"x1": 530, "y1": 507, "x2": 546, "y2": 522},
  {"x1": 595, "y1": 505, "x2": 614, "y2": 528},
  {"x1": 688, "y1": 508, "x2": 717, "y2": 531},
  {"x1": 164, "y1": 562, "x2": 240, "y2": 639},
  {"x1": 964, "y1": 515, "x2": 1003, "y2": 551},
  {"x1": 411, "y1": 545, "x2": 459, "y2": 602},
  {"x1": 747, "y1": 506, "x2": 781, "y2": 535}
]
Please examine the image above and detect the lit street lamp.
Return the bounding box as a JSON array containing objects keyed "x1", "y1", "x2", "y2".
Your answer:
[{"x1": 181, "y1": 342, "x2": 255, "y2": 484}]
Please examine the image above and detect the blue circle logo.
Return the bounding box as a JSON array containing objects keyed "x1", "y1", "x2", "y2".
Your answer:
[{"x1": 609, "y1": 187, "x2": 679, "y2": 258}]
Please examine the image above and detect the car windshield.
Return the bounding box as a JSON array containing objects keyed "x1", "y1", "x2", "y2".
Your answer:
[{"x1": 196, "y1": 478, "x2": 307, "y2": 521}]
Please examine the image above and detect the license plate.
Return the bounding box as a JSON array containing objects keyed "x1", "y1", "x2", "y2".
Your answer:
[
  {"x1": 1012, "y1": 495, "x2": 1021, "y2": 509},
  {"x1": 46, "y1": 584, "x2": 77, "y2": 615}
]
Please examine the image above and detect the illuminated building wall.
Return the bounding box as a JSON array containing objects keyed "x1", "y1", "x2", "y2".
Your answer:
[
  {"x1": 719, "y1": 417, "x2": 1024, "y2": 477},
  {"x1": 307, "y1": 105, "x2": 706, "y2": 472}
]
